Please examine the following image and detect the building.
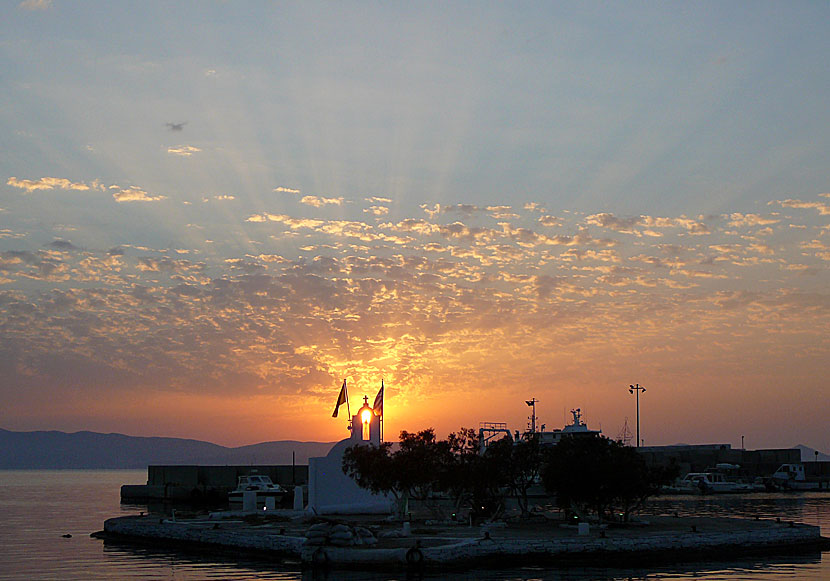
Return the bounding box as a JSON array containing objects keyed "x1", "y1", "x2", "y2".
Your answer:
[{"x1": 307, "y1": 395, "x2": 392, "y2": 514}]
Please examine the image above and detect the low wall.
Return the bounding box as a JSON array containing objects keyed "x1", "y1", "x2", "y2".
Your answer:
[
  {"x1": 104, "y1": 516, "x2": 305, "y2": 556},
  {"x1": 103, "y1": 515, "x2": 824, "y2": 571}
]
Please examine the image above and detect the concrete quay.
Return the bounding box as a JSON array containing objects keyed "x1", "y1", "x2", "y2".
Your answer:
[{"x1": 102, "y1": 513, "x2": 827, "y2": 571}]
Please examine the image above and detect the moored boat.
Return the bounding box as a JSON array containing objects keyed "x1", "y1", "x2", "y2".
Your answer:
[
  {"x1": 664, "y1": 471, "x2": 748, "y2": 494},
  {"x1": 228, "y1": 472, "x2": 286, "y2": 506},
  {"x1": 767, "y1": 463, "x2": 822, "y2": 491}
]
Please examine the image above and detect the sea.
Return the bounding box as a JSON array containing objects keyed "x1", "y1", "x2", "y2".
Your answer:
[{"x1": 0, "y1": 470, "x2": 828, "y2": 580}]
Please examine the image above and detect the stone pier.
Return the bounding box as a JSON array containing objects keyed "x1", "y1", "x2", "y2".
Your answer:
[{"x1": 102, "y1": 513, "x2": 826, "y2": 571}]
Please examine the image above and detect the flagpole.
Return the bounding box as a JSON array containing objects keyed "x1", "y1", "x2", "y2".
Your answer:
[
  {"x1": 380, "y1": 379, "x2": 384, "y2": 442},
  {"x1": 345, "y1": 379, "x2": 351, "y2": 419}
]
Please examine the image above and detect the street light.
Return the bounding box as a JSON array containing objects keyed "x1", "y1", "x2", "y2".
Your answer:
[{"x1": 629, "y1": 384, "x2": 646, "y2": 448}]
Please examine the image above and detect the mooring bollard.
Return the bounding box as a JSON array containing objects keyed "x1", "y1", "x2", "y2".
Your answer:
[
  {"x1": 265, "y1": 496, "x2": 276, "y2": 510},
  {"x1": 242, "y1": 490, "x2": 257, "y2": 512}
]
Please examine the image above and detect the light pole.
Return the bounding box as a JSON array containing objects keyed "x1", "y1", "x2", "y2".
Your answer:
[{"x1": 629, "y1": 384, "x2": 646, "y2": 448}]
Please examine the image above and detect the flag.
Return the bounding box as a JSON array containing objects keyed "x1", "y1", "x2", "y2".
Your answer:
[
  {"x1": 373, "y1": 380, "x2": 384, "y2": 417},
  {"x1": 332, "y1": 379, "x2": 347, "y2": 418},
  {"x1": 526, "y1": 400, "x2": 534, "y2": 406}
]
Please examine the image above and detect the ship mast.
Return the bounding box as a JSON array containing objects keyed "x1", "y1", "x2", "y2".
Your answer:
[{"x1": 526, "y1": 398, "x2": 538, "y2": 433}]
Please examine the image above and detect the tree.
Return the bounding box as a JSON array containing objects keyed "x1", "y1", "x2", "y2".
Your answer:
[
  {"x1": 342, "y1": 441, "x2": 398, "y2": 499},
  {"x1": 444, "y1": 427, "x2": 507, "y2": 520},
  {"x1": 395, "y1": 428, "x2": 453, "y2": 505},
  {"x1": 606, "y1": 445, "x2": 678, "y2": 521},
  {"x1": 485, "y1": 434, "x2": 542, "y2": 517},
  {"x1": 342, "y1": 428, "x2": 453, "y2": 518},
  {"x1": 541, "y1": 435, "x2": 673, "y2": 522}
]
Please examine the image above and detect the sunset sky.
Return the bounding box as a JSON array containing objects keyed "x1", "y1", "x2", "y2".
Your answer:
[{"x1": 1, "y1": 1, "x2": 828, "y2": 451}]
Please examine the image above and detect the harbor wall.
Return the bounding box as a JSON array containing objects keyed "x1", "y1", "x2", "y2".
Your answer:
[
  {"x1": 121, "y1": 464, "x2": 309, "y2": 502},
  {"x1": 147, "y1": 464, "x2": 308, "y2": 488}
]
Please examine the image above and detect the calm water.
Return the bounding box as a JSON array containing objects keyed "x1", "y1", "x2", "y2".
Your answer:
[{"x1": 0, "y1": 470, "x2": 828, "y2": 580}]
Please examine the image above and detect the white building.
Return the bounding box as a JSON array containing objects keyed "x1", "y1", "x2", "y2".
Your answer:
[{"x1": 307, "y1": 396, "x2": 393, "y2": 514}]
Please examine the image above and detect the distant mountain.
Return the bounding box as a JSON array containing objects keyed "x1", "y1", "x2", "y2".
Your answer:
[
  {"x1": 794, "y1": 444, "x2": 830, "y2": 462},
  {"x1": 0, "y1": 428, "x2": 335, "y2": 469}
]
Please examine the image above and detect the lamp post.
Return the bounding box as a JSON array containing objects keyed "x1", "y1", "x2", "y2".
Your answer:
[{"x1": 629, "y1": 384, "x2": 646, "y2": 448}]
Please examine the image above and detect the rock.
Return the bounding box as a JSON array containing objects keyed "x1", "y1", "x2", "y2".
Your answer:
[
  {"x1": 355, "y1": 527, "x2": 377, "y2": 546},
  {"x1": 329, "y1": 529, "x2": 354, "y2": 546}
]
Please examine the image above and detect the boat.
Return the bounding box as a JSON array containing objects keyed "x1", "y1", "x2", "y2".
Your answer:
[
  {"x1": 227, "y1": 473, "x2": 286, "y2": 506},
  {"x1": 478, "y1": 407, "x2": 601, "y2": 452},
  {"x1": 767, "y1": 463, "x2": 821, "y2": 491},
  {"x1": 707, "y1": 463, "x2": 755, "y2": 492},
  {"x1": 664, "y1": 471, "x2": 748, "y2": 494}
]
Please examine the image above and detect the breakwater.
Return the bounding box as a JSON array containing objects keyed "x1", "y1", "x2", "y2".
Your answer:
[{"x1": 102, "y1": 513, "x2": 826, "y2": 571}]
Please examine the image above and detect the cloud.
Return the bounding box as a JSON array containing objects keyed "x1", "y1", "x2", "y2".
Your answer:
[
  {"x1": 747, "y1": 243, "x2": 775, "y2": 256},
  {"x1": 585, "y1": 213, "x2": 643, "y2": 234},
  {"x1": 49, "y1": 240, "x2": 79, "y2": 251},
  {"x1": 112, "y1": 187, "x2": 166, "y2": 203},
  {"x1": 773, "y1": 198, "x2": 830, "y2": 215},
  {"x1": 213, "y1": 195, "x2": 235, "y2": 201},
  {"x1": 424, "y1": 203, "x2": 513, "y2": 218},
  {"x1": 801, "y1": 239, "x2": 830, "y2": 261},
  {"x1": 538, "y1": 215, "x2": 563, "y2": 227},
  {"x1": 0, "y1": 229, "x2": 25, "y2": 239},
  {"x1": 2, "y1": 191, "x2": 829, "y2": 445},
  {"x1": 486, "y1": 206, "x2": 518, "y2": 219},
  {"x1": 248, "y1": 213, "x2": 323, "y2": 228},
  {"x1": 364, "y1": 205, "x2": 389, "y2": 216},
  {"x1": 18, "y1": 0, "x2": 51, "y2": 10},
  {"x1": 167, "y1": 145, "x2": 201, "y2": 157},
  {"x1": 300, "y1": 195, "x2": 344, "y2": 208},
  {"x1": 727, "y1": 213, "x2": 780, "y2": 228},
  {"x1": 421, "y1": 204, "x2": 441, "y2": 219},
  {"x1": 135, "y1": 256, "x2": 206, "y2": 274},
  {"x1": 585, "y1": 212, "x2": 711, "y2": 236},
  {"x1": 388, "y1": 218, "x2": 439, "y2": 237},
  {"x1": 246, "y1": 213, "x2": 380, "y2": 241},
  {"x1": 274, "y1": 186, "x2": 301, "y2": 194},
  {"x1": 365, "y1": 196, "x2": 392, "y2": 204},
  {"x1": 7, "y1": 177, "x2": 92, "y2": 193}
]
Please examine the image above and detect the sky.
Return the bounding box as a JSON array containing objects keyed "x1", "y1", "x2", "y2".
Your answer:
[{"x1": 1, "y1": 1, "x2": 828, "y2": 451}]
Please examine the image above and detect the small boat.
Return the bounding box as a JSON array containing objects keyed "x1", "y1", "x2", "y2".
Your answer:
[
  {"x1": 707, "y1": 463, "x2": 755, "y2": 492},
  {"x1": 228, "y1": 473, "x2": 286, "y2": 506},
  {"x1": 768, "y1": 463, "x2": 821, "y2": 491},
  {"x1": 665, "y1": 471, "x2": 748, "y2": 494}
]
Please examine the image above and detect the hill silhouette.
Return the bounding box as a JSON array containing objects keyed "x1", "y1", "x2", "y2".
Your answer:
[{"x1": 0, "y1": 428, "x2": 335, "y2": 469}]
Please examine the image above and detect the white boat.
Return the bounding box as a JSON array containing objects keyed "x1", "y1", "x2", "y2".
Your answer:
[
  {"x1": 768, "y1": 463, "x2": 820, "y2": 491},
  {"x1": 228, "y1": 473, "x2": 286, "y2": 505},
  {"x1": 708, "y1": 463, "x2": 755, "y2": 492},
  {"x1": 666, "y1": 471, "x2": 748, "y2": 494}
]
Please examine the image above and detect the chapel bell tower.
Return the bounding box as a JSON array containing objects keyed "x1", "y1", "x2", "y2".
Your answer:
[{"x1": 351, "y1": 395, "x2": 381, "y2": 444}]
